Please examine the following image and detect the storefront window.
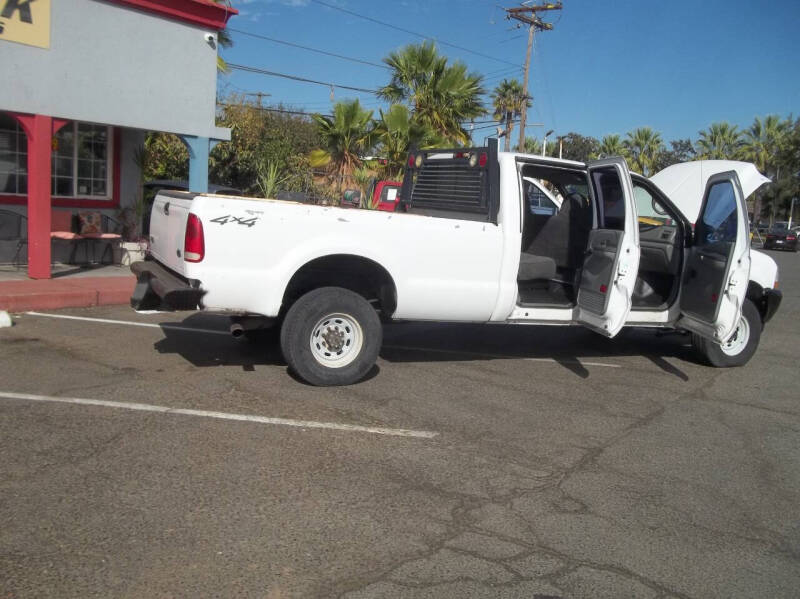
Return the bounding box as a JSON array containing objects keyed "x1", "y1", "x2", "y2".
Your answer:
[
  {"x1": 0, "y1": 113, "x2": 111, "y2": 200},
  {"x1": 0, "y1": 113, "x2": 28, "y2": 195},
  {"x1": 54, "y1": 122, "x2": 110, "y2": 198}
]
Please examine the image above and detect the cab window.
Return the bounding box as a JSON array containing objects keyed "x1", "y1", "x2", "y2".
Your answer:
[{"x1": 634, "y1": 184, "x2": 673, "y2": 228}]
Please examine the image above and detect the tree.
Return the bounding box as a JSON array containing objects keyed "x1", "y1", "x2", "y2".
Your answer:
[
  {"x1": 596, "y1": 134, "x2": 628, "y2": 159},
  {"x1": 379, "y1": 42, "x2": 487, "y2": 145},
  {"x1": 742, "y1": 115, "x2": 790, "y2": 222},
  {"x1": 652, "y1": 138, "x2": 696, "y2": 172},
  {"x1": 373, "y1": 104, "x2": 446, "y2": 179},
  {"x1": 491, "y1": 79, "x2": 530, "y2": 152},
  {"x1": 555, "y1": 132, "x2": 599, "y2": 163},
  {"x1": 696, "y1": 122, "x2": 743, "y2": 160},
  {"x1": 624, "y1": 127, "x2": 664, "y2": 176},
  {"x1": 210, "y1": 97, "x2": 320, "y2": 194},
  {"x1": 310, "y1": 99, "x2": 375, "y2": 192}
]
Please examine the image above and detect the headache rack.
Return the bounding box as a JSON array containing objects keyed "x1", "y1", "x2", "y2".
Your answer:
[{"x1": 399, "y1": 138, "x2": 500, "y2": 223}]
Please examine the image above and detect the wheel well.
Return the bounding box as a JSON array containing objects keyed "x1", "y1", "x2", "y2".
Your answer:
[
  {"x1": 282, "y1": 254, "x2": 398, "y2": 317},
  {"x1": 746, "y1": 280, "x2": 767, "y2": 323}
]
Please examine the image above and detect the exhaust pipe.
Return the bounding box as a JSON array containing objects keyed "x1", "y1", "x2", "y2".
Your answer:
[{"x1": 230, "y1": 316, "x2": 275, "y2": 338}]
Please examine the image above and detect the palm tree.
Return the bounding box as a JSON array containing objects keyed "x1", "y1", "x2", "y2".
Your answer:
[
  {"x1": 597, "y1": 134, "x2": 628, "y2": 159},
  {"x1": 696, "y1": 122, "x2": 743, "y2": 160},
  {"x1": 491, "y1": 79, "x2": 530, "y2": 152},
  {"x1": 310, "y1": 99, "x2": 375, "y2": 192},
  {"x1": 373, "y1": 104, "x2": 446, "y2": 179},
  {"x1": 624, "y1": 127, "x2": 663, "y2": 176},
  {"x1": 742, "y1": 115, "x2": 790, "y2": 222},
  {"x1": 211, "y1": 2, "x2": 233, "y2": 73},
  {"x1": 378, "y1": 42, "x2": 487, "y2": 145}
]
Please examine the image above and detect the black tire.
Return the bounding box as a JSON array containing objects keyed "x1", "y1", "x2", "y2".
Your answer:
[
  {"x1": 691, "y1": 299, "x2": 762, "y2": 367},
  {"x1": 279, "y1": 287, "x2": 382, "y2": 386}
]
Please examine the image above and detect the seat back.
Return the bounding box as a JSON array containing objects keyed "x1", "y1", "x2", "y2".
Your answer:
[
  {"x1": 525, "y1": 193, "x2": 593, "y2": 270},
  {"x1": 0, "y1": 209, "x2": 26, "y2": 240}
]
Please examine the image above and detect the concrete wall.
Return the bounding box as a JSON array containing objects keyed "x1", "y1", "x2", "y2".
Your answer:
[{"x1": 0, "y1": 0, "x2": 228, "y2": 140}]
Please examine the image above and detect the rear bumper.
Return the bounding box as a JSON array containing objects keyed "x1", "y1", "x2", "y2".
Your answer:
[
  {"x1": 130, "y1": 260, "x2": 204, "y2": 311},
  {"x1": 762, "y1": 288, "x2": 782, "y2": 324}
]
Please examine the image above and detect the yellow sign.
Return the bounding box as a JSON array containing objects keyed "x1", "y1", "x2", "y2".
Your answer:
[{"x1": 0, "y1": 0, "x2": 50, "y2": 49}]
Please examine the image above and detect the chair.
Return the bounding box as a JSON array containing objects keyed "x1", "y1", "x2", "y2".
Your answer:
[
  {"x1": 0, "y1": 209, "x2": 28, "y2": 269},
  {"x1": 50, "y1": 210, "x2": 87, "y2": 264},
  {"x1": 78, "y1": 212, "x2": 122, "y2": 264}
]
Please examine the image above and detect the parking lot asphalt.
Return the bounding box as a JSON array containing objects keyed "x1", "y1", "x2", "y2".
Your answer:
[{"x1": 1, "y1": 249, "x2": 799, "y2": 598}]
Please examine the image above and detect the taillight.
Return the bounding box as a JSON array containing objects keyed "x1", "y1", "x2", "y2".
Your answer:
[
  {"x1": 787, "y1": 235, "x2": 796, "y2": 241},
  {"x1": 184, "y1": 213, "x2": 205, "y2": 262}
]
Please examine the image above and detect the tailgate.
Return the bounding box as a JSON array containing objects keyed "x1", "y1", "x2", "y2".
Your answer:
[{"x1": 149, "y1": 191, "x2": 196, "y2": 275}]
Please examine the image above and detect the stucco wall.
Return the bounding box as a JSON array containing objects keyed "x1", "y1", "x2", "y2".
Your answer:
[{"x1": 0, "y1": 0, "x2": 229, "y2": 140}]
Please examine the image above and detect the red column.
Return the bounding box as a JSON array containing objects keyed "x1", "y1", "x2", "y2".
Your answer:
[{"x1": 12, "y1": 114, "x2": 68, "y2": 279}]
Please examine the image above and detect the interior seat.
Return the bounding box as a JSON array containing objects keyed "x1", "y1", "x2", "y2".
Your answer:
[
  {"x1": 526, "y1": 192, "x2": 592, "y2": 270},
  {"x1": 517, "y1": 253, "x2": 556, "y2": 281}
]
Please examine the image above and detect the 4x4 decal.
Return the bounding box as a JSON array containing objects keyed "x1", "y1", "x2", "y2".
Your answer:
[{"x1": 210, "y1": 215, "x2": 259, "y2": 228}]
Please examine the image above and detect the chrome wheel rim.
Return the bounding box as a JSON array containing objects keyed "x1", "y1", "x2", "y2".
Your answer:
[
  {"x1": 720, "y1": 315, "x2": 750, "y2": 356},
  {"x1": 309, "y1": 313, "x2": 363, "y2": 368}
]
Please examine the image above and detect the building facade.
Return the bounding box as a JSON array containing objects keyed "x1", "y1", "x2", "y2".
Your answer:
[{"x1": 0, "y1": 0, "x2": 236, "y2": 277}]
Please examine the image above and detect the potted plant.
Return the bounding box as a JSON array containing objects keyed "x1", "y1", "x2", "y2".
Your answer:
[{"x1": 114, "y1": 145, "x2": 150, "y2": 265}]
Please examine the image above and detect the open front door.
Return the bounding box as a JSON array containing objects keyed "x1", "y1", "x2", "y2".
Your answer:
[
  {"x1": 576, "y1": 158, "x2": 640, "y2": 337},
  {"x1": 678, "y1": 172, "x2": 750, "y2": 342}
]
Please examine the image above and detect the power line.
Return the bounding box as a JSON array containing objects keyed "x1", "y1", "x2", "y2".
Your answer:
[
  {"x1": 310, "y1": 0, "x2": 522, "y2": 69},
  {"x1": 228, "y1": 27, "x2": 389, "y2": 70},
  {"x1": 227, "y1": 63, "x2": 380, "y2": 95},
  {"x1": 216, "y1": 101, "x2": 332, "y2": 118}
]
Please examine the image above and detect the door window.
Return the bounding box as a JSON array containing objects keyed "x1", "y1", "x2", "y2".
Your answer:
[
  {"x1": 697, "y1": 181, "x2": 737, "y2": 246},
  {"x1": 591, "y1": 167, "x2": 625, "y2": 230}
]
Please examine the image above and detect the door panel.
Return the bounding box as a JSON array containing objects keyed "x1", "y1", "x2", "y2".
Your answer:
[
  {"x1": 576, "y1": 158, "x2": 640, "y2": 337},
  {"x1": 679, "y1": 173, "x2": 750, "y2": 341},
  {"x1": 578, "y1": 229, "x2": 623, "y2": 314}
]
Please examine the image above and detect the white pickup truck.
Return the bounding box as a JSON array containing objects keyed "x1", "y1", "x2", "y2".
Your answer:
[{"x1": 131, "y1": 140, "x2": 782, "y2": 386}]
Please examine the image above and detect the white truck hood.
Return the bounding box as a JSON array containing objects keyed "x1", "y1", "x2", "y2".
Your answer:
[{"x1": 650, "y1": 160, "x2": 770, "y2": 223}]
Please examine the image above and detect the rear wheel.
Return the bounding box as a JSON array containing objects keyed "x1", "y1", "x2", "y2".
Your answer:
[
  {"x1": 280, "y1": 287, "x2": 382, "y2": 386},
  {"x1": 692, "y1": 299, "x2": 761, "y2": 367}
]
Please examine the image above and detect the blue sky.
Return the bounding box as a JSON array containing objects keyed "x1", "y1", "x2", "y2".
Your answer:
[{"x1": 220, "y1": 0, "x2": 800, "y2": 143}]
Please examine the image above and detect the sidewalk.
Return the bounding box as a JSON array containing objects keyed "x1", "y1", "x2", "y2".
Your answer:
[{"x1": 0, "y1": 265, "x2": 135, "y2": 312}]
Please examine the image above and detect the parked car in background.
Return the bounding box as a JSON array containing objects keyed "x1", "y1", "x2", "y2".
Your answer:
[
  {"x1": 763, "y1": 226, "x2": 798, "y2": 251},
  {"x1": 340, "y1": 180, "x2": 402, "y2": 211}
]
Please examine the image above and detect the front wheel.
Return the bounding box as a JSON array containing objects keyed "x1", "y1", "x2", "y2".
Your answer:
[
  {"x1": 691, "y1": 299, "x2": 762, "y2": 367},
  {"x1": 280, "y1": 287, "x2": 382, "y2": 386}
]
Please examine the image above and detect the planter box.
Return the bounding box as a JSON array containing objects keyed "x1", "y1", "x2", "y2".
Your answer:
[{"x1": 114, "y1": 241, "x2": 148, "y2": 266}]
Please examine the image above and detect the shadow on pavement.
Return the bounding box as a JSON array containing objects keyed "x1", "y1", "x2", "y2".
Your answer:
[{"x1": 152, "y1": 314, "x2": 695, "y2": 380}]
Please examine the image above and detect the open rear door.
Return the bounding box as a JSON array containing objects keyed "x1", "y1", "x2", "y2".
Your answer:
[
  {"x1": 576, "y1": 158, "x2": 640, "y2": 337},
  {"x1": 678, "y1": 172, "x2": 750, "y2": 342}
]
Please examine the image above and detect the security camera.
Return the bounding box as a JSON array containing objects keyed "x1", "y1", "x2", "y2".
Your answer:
[{"x1": 204, "y1": 33, "x2": 216, "y2": 43}]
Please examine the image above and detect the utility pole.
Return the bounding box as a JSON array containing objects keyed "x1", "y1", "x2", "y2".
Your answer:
[
  {"x1": 504, "y1": 2, "x2": 562, "y2": 152},
  {"x1": 243, "y1": 92, "x2": 271, "y2": 108}
]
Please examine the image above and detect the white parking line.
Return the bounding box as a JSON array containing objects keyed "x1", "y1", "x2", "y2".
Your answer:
[
  {"x1": 25, "y1": 311, "x2": 229, "y2": 335},
  {"x1": 383, "y1": 344, "x2": 621, "y2": 368},
  {"x1": 0, "y1": 391, "x2": 438, "y2": 439}
]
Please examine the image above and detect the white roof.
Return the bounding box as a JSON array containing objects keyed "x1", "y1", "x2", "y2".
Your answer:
[{"x1": 650, "y1": 160, "x2": 770, "y2": 223}]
